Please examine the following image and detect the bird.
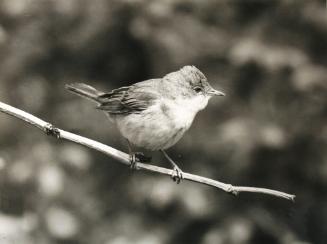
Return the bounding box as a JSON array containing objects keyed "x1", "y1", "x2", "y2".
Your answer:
[{"x1": 66, "y1": 65, "x2": 225, "y2": 183}]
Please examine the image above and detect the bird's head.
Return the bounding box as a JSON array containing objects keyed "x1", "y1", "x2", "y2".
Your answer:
[{"x1": 164, "y1": 65, "x2": 225, "y2": 111}]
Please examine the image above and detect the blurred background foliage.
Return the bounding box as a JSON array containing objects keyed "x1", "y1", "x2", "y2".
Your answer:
[{"x1": 0, "y1": 0, "x2": 326, "y2": 243}]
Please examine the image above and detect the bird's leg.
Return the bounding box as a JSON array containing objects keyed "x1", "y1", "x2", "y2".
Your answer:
[
  {"x1": 160, "y1": 150, "x2": 183, "y2": 184},
  {"x1": 126, "y1": 140, "x2": 151, "y2": 170}
]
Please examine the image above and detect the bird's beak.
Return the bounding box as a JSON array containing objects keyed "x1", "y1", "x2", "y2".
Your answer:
[{"x1": 207, "y1": 88, "x2": 225, "y2": 96}]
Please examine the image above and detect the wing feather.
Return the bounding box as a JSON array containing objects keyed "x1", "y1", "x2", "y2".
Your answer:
[{"x1": 97, "y1": 80, "x2": 160, "y2": 114}]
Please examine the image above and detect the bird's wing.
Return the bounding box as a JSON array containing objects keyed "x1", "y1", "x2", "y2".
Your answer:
[{"x1": 97, "y1": 79, "x2": 161, "y2": 114}]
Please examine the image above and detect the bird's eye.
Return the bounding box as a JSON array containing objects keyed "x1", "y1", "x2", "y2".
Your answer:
[{"x1": 193, "y1": 86, "x2": 202, "y2": 93}]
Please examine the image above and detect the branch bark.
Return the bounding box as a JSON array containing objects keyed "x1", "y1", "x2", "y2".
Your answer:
[{"x1": 0, "y1": 101, "x2": 295, "y2": 201}]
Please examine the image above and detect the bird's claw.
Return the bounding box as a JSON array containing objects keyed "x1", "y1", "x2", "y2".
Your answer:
[
  {"x1": 134, "y1": 152, "x2": 152, "y2": 163},
  {"x1": 129, "y1": 154, "x2": 138, "y2": 170},
  {"x1": 129, "y1": 152, "x2": 151, "y2": 170},
  {"x1": 171, "y1": 166, "x2": 183, "y2": 184},
  {"x1": 44, "y1": 123, "x2": 60, "y2": 138}
]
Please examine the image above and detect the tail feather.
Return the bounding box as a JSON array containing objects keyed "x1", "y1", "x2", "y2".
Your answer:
[{"x1": 65, "y1": 83, "x2": 105, "y2": 103}]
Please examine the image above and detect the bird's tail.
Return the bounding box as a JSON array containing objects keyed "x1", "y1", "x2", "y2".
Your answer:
[{"x1": 65, "y1": 83, "x2": 105, "y2": 103}]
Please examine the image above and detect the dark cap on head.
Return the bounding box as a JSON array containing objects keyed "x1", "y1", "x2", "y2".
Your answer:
[
  {"x1": 182, "y1": 65, "x2": 225, "y2": 96},
  {"x1": 163, "y1": 65, "x2": 225, "y2": 97},
  {"x1": 179, "y1": 65, "x2": 207, "y2": 86}
]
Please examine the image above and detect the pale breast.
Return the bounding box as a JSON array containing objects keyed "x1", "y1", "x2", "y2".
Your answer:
[
  {"x1": 113, "y1": 102, "x2": 184, "y2": 150},
  {"x1": 112, "y1": 96, "x2": 208, "y2": 151}
]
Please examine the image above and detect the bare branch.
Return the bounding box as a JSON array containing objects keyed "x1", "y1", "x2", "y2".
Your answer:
[{"x1": 0, "y1": 101, "x2": 295, "y2": 201}]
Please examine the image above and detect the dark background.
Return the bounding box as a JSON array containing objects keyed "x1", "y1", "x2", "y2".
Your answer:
[{"x1": 0, "y1": 0, "x2": 326, "y2": 243}]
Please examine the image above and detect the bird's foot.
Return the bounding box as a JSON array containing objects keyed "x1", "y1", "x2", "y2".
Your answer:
[
  {"x1": 129, "y1": 152, "x2": 152, "y2": 170},
  {"x1": 171, "y1": 165, "x2": 184, "y2": 184},
  {"x1": 44, "y1": 123, "x2": 60, "y2": 138}
]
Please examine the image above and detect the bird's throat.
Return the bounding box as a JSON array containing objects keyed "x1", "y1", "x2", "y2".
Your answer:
[{"x1": 163, "y1": 96, "x2": 209, "y2": 130}]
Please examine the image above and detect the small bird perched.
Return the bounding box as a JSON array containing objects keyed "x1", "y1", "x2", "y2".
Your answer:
[{"x1": 66, "y1": 65, "x2": 224, "y2": 183}]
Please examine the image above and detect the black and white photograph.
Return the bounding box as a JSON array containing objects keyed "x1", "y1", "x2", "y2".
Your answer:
[{"x1": 0, "y1": 0, "x2": 326, "y2": 243}]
